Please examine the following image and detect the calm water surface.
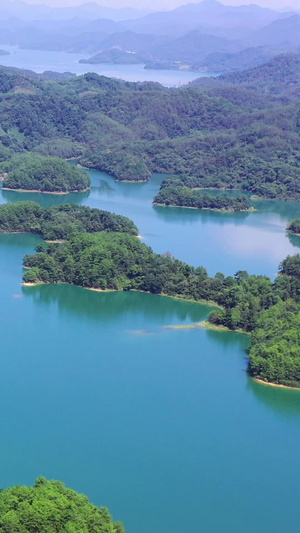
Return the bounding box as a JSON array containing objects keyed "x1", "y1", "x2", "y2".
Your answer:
[
  {"x1": 1, "y1": 171, "x2": 300, "y2": 532},
  {"x1": 0, "y1": 46, "x2": 215, "y2": 87}
]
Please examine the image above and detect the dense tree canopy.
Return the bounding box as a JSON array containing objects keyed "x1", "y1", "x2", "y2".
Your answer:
[
  {"x1": 0, "y1": 476, "x2": 124, "y2": 533},
  {"x1": 0, "y1": 202, "x2": 138, "y2": 240},
  {"x1": 1, "y1": 154, "x2": 90, "y2": 192},
  {"x1": 154, "y1": 183, "x2": 251, "y2": 211},
  {"x1": 248, "y1": 300, "x2": 300, "y2": 388},
  {"x1": 0, "y1": 60, "x2": 299, "y2": 198}
]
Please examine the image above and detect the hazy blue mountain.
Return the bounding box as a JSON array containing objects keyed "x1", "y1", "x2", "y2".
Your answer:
[
  {"x1": 0, "y1": 1, "x2": 150, "y2": 22},
  {"x1": 193, "y1": 46, "x2": 278, "y2": 72},
  {"x1": 98, "y1": 31, "x2": 169, "y2": 56},
  {"x1": 126, "y1": 0, "x2": 294, "y2": 37},
  {"x1": 151, "y1": 30, "x2": 240, "y2": 62},
  {"x1": 254, "y1": 14, "x2": 300, "y2": 48}
]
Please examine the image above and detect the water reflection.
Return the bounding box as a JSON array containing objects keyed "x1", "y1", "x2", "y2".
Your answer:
[
  {"x1": 22, "y1": 284, "x2": 212, "y2": 326},
  {"x1": 247, "y1": 378, "x2": 300, "y2": 418},
  {"x1": 0, "y1": 187, "x2": 90, "y2": 207}
]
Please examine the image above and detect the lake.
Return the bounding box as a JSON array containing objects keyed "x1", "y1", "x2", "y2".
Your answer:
[
  {"x1": 1, "y1": 171, "x2": 300, "y2": 532},
  {"x1": 0, "y1": 45, "x2": 216, "y2": 87}
]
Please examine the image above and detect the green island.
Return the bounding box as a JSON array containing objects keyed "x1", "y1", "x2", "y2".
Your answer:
[
  {"x1": 153, "y1": 178, "x2": 252, "y2": 211},
  {"x1": 0, "y1": 202, "x2": 138, "y2": 240},
  {"x1": 1, "y1": 154, "x2": 90, "y2": 193},
  {"x1": 0, "y1": 54, "x2": 299, "y2": 198},
  {"x1": 286, "y1": 218, "x2": 300, "y2": 236},
  {"x1": 0, "y1": 476, "x2": 124, "y2": 532},
  {"x1": 0, "y1": 200, "x2": 297, "y2": 388}
]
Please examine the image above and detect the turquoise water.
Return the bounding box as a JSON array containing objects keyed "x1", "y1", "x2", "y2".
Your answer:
[
  {"x1": 1, "y1": 172, "x2": 300, "y2": 532},
  {"x1": 2, "y1": 171, "x2": 300, "y2": 278}
]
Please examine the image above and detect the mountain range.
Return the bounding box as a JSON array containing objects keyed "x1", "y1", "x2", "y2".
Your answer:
[{"x1": 0, "y1": 0, "x2": 300, "y2": 72}]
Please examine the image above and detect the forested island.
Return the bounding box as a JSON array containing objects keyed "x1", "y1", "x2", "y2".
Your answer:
[
  {"x1": 1, "y1": 154, "x2": 90, "y2": 193},
  {"x1": 0, "y1": 198, "x2": 293, "y2": 387},
  {"x1": 153, "y1": 179, "x2": 251, "y2": 211},
  {"x1": 0, "y1": 54, "x2": 300, "y2": 197},
  {"x1": 0, "y1": 202, "x2": 138, "y2": 240},
  {"x1": 0, "y1": 476, "x2": 124, "y2": 532},
  {"x1": 287, "y1": 219, "x2": 300, "y2": 236}
]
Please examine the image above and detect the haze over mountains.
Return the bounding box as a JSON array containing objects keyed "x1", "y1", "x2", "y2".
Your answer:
[{"x1": 0, "y1": 0, "x2": 300, "y2": 72}]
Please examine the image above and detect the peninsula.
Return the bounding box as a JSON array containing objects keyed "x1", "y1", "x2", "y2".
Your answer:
[
  {"x1": 0, "y1": 197, "x2": 294, "y2": 388},
  {"x1": 1, "y1": 154, "x2": 90, "y2": 193}
]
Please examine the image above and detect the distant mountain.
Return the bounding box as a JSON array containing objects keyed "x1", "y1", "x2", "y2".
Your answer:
[
  {"x1": 0, "y1": 1, "x2": 150, "y2": 22},
  {"x1": 194, "y1": 46, "x2": 277, "y2": 72},
  {"x1": 126, "y1": 0, "x2": 294, "y2": 36},
  {"x1": 254, "y1": 14, "x2": 300, "y2": 48},
  {"x1": 98, "y1": 31, "x2": 169, "y2": 56},
  {"x1": 0, "y1": 0, "x2": 299, "y2": 75},
  {"x1": 151, "y1": 29, "x2": 240, "y2": 63},
  {"x1": 0, "y1": 18, "x2": 123, "y2": 53},
  {"x1": 80, "y1": 49, "x2": 144, "y2": 65}
]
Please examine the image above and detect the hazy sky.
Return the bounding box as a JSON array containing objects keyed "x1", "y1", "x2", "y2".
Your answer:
[{"x1": 11, "y1": 0, "x2": 300, "y2": 10}]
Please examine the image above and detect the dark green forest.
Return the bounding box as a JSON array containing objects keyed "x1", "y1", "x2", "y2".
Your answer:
[
  {"x1": 153, "y1": 180, "x2": 251, "y2": 211},
  {"x1": 1, "y1": 153, "x2": 90, "y2": 192},
  {"x1": 0, "y1": 202, "x2": 138, "y2": 240},
  {"x1": 0, "y1": 476, "x2": 124, "y2": 532},
  {"x1": 0, "y1": 55, "x2": 299, "y2": 198}
]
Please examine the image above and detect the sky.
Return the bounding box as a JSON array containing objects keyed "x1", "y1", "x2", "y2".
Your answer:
[{"x1": 8, "y1": 0, "x2": 300, "y2": 10}]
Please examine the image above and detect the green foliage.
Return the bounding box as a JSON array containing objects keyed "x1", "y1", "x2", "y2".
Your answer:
[
  {"x1": 1, "y1": 153, "x2": 90, "y2": 192},
  {"x1": 0, "y1": 64, "x2": 299, "y2": 197},
  {"x1": 0, "y1": 476, "x2": 124, "y2": 533},
  {"x1": 249, "y1": 300, "x2": 300, "y2": 387},
  {"x1": 154, "y1": 183, "x2": 251, "y2": 211},
  {"x1": 0, "y1": 202, "x2": 138, "y2": 240}
]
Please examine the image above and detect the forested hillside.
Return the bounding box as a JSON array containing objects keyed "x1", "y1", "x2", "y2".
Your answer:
[{"x1": 0, "y1": 55, "x2": 299, "y2": 198}]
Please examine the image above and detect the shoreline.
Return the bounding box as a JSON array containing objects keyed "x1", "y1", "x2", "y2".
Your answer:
[
  {"x1": 286, "y1": 229, "x2": 300, "y2": 237},
  {"x1": 2, "y1": 187, "x2": 90, "y2": 194},
  {"x1": 21, "y1": 281, "x2": 221, "y2": 309},
  {"x1": 253, "y1": 377, "x2": 300, "y2": 391},
  {"x1": 153, "y1": 202, "x2": 255, "y2": 213}
]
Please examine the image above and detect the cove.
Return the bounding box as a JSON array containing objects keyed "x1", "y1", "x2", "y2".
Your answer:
[{"x1": 1, "y1": 173, "x2": 300, "y2": 532}]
